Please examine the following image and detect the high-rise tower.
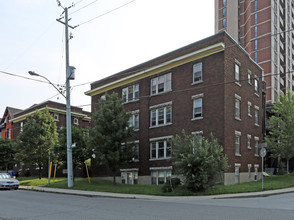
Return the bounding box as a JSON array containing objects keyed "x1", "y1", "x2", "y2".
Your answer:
[{"x1": 215, "y1": 0, "x2": 294, "y2": 104}]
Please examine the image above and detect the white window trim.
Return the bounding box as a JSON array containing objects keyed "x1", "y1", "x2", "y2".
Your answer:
[
  {"x1": 247, "y1": 134, "x2": 252, "y2": 149},
  {"x1": 248, "y1": 101, "x2": 252, "y2": 117},
  {"x1": 129, "y1": 110, "x2": 140, "y2": 131},
  {"x1": 151, "y1": 72, "x2": 172, "y2": 96},
  {"x1": 122, "y1": 84, "x2": 139, "y2": 103},
  {"x1": 74, "y1": 118, "x2": 79, "y2": 125},
  {"x1": 235, "y1": 94, "x2": 241, "y2": 121},
  {"x1": 254, "y1": 136, "x2": 259, "y2": 157},
  {"x1": 149, "y1": 137, "x2": 172, "y2": 161},
  {"x1": 234, "y1": 60, "x2": 241, "y2": 86},
  {"x1": 235, "y1": 131, "x2": 241, "y2": 156},
  {"x1": 150, "y1": 103, "x2": 172, "y2": 128},
  {"x1": 150, "y1": 169, "x2": 172, "y2": 185},
  {"x1": 192, "y1": 93, "x2": 204, "y2": 120},
  {"x1": 254, "y1": 106, "x2": 259, "y2": 126},
  {"x1": 54, "y1": 113, "x2": 59, "y2": 121},
  {"x1": 248, "y1": 69, "x2": 252, "y2": 85},
  {"x1": 192, "y1": 62, "x2": 203, "y2": 85}
]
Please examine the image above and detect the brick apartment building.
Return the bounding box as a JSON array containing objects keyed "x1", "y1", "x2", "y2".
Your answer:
[
  {"x1": 0, "y1": 107, "x2": 22, "y2": 139},
  {"x1": 10, "y1": 101, "x2": 91, "y2": 138},
  {"x1": 85, "y1": 31, "x2": 265, "y2": 185}
]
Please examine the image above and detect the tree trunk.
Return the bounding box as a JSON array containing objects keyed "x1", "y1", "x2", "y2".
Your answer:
[
  {"x1": 39, "y1": 165, "x2": 42, "y2": 179},
  {"x1": 113, "y1": 175, "x2": 116, "y2": 184},
  {"x1": 287, "y1": 159, "x2": 289, "y2": 175}
]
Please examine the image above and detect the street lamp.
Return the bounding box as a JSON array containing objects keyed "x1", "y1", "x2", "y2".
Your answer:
[{"x1": 28, "y1": 69, "x2": 75, "y2": 188}]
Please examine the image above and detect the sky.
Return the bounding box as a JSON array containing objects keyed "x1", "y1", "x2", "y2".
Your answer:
[{"x1": 0, "y1": 0, "x2": 214, "y2": 116}]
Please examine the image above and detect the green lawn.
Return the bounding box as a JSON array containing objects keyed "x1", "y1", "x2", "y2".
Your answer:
[{"x1": 18, "y1": 174, "x2": 294, "y2": 196}]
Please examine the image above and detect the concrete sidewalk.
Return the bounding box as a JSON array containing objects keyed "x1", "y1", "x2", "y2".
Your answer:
[{"x1": 19, "y1": 185, "x2": 294, "y2": 200}]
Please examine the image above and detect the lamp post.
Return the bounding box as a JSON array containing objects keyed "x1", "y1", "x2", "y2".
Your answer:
[{"x1": 28, "y1": 68, "x2": 75, "y2": 188}]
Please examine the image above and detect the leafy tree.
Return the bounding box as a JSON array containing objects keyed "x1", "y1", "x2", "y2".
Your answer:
[
  {"x1": 265, "y1": 91, "x2": 294, "y2": 174},
  {"x1": 54, "y1": 126, "x2": 91, "y2": 172},
  {"x1": 16, "y1": 108, "x2": 58, "y2": 179},
  {"x1": 172, "y1": 130, "x2": 228, "y2": 192},
  {"x1": 0, "y1": 138, "x2": 16, "y2": 171},
  {"x1": 89, "y1": 92, "x2": 135, "y2": 183}
]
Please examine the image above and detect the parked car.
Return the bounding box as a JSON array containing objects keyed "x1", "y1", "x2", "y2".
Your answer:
[{"x1": 0, "y1": 173, "x2": 19, "y2": 190}]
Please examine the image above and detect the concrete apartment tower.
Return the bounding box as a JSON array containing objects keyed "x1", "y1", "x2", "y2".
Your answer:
[{"x1": 215, "y1": 0, "x2": 294, "y2": 105}]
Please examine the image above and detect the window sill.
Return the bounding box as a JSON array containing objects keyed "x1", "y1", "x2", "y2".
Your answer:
[
  {"x1": 248, "y1": 114, "x2": 252, "y2": 117},
  {"x1": 235, "y1": 154, "x2": 242, "y2": 157},
  {"x1": 191, "y1": 117, "x2": 203, "y2": 121},
  {"x1": 254, "y1": 154, "x2": 259, "y2": 157},
  {"x1": 133, "y1": 129, "x2": 139, "y2": 132},
  {"x1": 151, "y1": 90, "x2": 172, "y2": 97},
  {"x1": 235, "y1": 82, "x2": 241, "y2": 87},
  {"x1": 149, "y1": 158, "x2": 171, "y2": 161},
  {"x1": 248, "y1": 147, "x2": 252, "y2": 150},
  {"x1": 123, "y1": 99, "x2": 139, "y2": 105},
  {"x1": 150, "y1": 123, "x2": 172, "y2": 129},
  {"x1": 254, "y1": 93, "x2": 259, "y2": 97},
  {"x1": 255, "y1": 123, "x2": 260, "y2": 127},
  {"x1": 191, "y1": 80, "x2": 203, "y2": 86},
  {"x1": 235, "y1": 117, "x2": 242, "y2": 121},
  {"x1": 248, "y1": 82, "x2": 252, "y2": 86}
]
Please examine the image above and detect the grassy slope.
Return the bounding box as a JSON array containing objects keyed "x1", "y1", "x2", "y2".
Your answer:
[{"x1": 18, "y1": 174, "x2": 294, "y2": 196}]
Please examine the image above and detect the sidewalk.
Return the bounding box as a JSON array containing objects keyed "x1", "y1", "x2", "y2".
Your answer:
[{"x1": 19, "y1": 185, "x2": 294, "y2": 200}]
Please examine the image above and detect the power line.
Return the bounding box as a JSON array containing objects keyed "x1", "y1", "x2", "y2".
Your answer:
[
  {"x1": 70, "y1": 0, "x2": 100, "y2": 15},
  {"x1": 78, "y1": 0, "x2": 136, "y2": 26},
  {"x1": 0, "y1": 70, "x2": 51, "y2": 84}
]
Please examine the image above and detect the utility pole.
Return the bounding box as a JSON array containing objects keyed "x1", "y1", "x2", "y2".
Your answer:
[{"x1": 57, "y1": 2, "x2": 77, "y2": 188}]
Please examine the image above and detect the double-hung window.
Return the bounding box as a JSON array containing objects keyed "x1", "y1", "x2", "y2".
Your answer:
[
  {"x1": 150, "y1": 102, "x2": 172, "y2": 127},
  {"x1": 151, "y1": 73, "x2": 172, "y2": 95},
  {"x1": 193, "y1": 63, "x2": 202, "y2": 83},
  {"x1": 235, "y1": 94, "x2": 241, "y2": 120},
  {"x1": 248, "y1": 101, "x2": 252, "y2": 116},
  {"x1": 192, "y1": 93, "x2": 203, "y2": 119},
  {"x1": 254, "y1": 106, "x2": 259, "y2": 126},
  {"x1": 247, "y1": 134, "x2": 251, "y2": 149},
  {"x1": 150, "y1": 137, "x2": 172, "y2": 160},
  {"x1": 254, "y1": 137, "x2": 259, "y2": 156},
  {"x1": 254, "y1": 76, "x2": 259, "y2": 93},
  {"x1": 235, "y1": 131, "x2": 241, "y2": 156},
  {"x1": 151, "y1": 169, "x2": 171, "y2": 185},
  {"x1": 248, "y1": 70, "x2": 252, "y2": 85},
  {"x1": 129, "y1": 110, "x2": 139, "y2": 130},
  {"x1": 235, "y1": 61, "x2": 241, "y2": 85},
  {"x1": 122, "y1": 84, "x2": 139, "y2": 103}
]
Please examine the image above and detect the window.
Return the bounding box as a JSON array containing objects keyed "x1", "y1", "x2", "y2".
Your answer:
[
  {"x1": 223, "y1": 0, "x2": 226, "y2": 7},
  {"x1": 121, "y1": 170, "x2": 138, "y2": 184},
  {"x1": 235, "y1": 131, "x2": 241, "y2": 156},
  {"x1": 223, "y1": 7, "x2": 226, "y2": 17},
  {"x1": 74, "y1": 118, "x2": 79, "y2": 125},
  {"x1": 133, "y1": 143, "x2": 139, "y2": 161},
  {"x1": 254, "y1": 76, "x2": 259, "y2": 93},
  {"x1": 223, "y1": 18, "x2": 226, "y2": 27},
  {"x1": 248, "y1": 70, "x2": 252, "y2": 84},
  {"x1": 7, "y1": 128, "x2": 11, "y2": 139},
  {"x1": 254, "y1": 106, "x2": 259, "y2": 126},
  {"x1": 235, "y1": 164, "x2": 240, "y2": 184},
  {"x1": 129, "y1": 110, "x2": 139, "y2": 130},
  {"x1": 248, "y1": 164, "x2": 252, "y2": 178},
  {"x1": 193, "y1": 63, "x2": 202, "y2": 83},
  {"x1": 192, "y1": 131, "x2": 203, "y2": 153},
  {"x1": 151, "y1": 169, "x2": 171, "y2": 185},
  {"x1": 54, "y1": 113, "x2": 59, "y2": 121},
  {"x1": 192, "y1": 94, "x2": 203, "y2": 119},
  {"x1": 235, "y1": 94, "x2": 241, "y2": 120},
  {"x1": 247, "y1": 134, "x2": 251, "y2": 149},
  {"x1": 151, "y1": 73, "x2": 171, "y2": 95},
  {"x1": 122, "y1": 84, "x2": 139, "y2": 103},
  {"x1": 254, "y1": 137, "x2": 259, "y2": 156},
  {"x1": 150, "y1": 102, "x2": 172, "y2": 127},
  {"x1": 254, "y1": 165, "x2": 259, "y2": 180},
  {"x1": 20, "y1": 122, "x2": 24, "y2": 132},
  {"x1": 235, "y1": 62, "x2": 240, "y2": 84},
  {"x1": 150, "y1": 137, "x2": 172, "y2": 160},
  {"x1": 248, "y1": 101, "x2": 252, "y2": 116}
]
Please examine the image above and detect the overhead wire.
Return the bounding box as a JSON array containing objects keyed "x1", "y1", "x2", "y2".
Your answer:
[{"x1": 70, "y1": 0, "x2": 100, "y2": 15}]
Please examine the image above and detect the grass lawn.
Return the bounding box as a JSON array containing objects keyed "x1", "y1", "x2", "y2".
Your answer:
[{"x1": 18, "y1": 173, "x2": 294, "y2": 196}]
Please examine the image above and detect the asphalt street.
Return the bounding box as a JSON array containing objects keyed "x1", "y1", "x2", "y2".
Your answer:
[{"x1": 1, "y1": 190, "x2": 294, "y2": 220}]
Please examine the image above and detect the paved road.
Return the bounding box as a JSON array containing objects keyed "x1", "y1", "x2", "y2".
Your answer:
[{"x1": 1, "y1": 190, "x2": 294, "y2": 220}]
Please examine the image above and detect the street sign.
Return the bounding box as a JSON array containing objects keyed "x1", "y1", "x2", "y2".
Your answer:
[{"x1": 260, "y1": 148, "x2": 266, "y2": 158}]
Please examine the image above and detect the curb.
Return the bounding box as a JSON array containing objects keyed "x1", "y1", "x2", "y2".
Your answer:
[{"x1": 19, "y1": 185, "x2": 294, "y2": 200}]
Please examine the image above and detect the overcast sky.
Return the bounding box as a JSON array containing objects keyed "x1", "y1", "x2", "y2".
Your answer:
[{"x1": 0, "y1": 0, "x2": 214, "y2": 116}]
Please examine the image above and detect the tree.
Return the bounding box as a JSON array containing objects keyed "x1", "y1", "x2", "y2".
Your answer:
[
  {"x1": 172, "y1": 130, "x2": 228, "y2": 192},
  {"x1": 89, "y1": 92, "x2": 135, "y2": 184},
  {"x1": 16, "y1": 108, "x2": 58, "y2": 179},
  {"x1": 0, "y1": 138, "x2": 16, "y2": 171},
  {"x1": 265, "y1": 91, "x2": 294, "y2": 174},
  {"x1": 54, "y1": 126, "x2": 91, "y2": 173}
]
